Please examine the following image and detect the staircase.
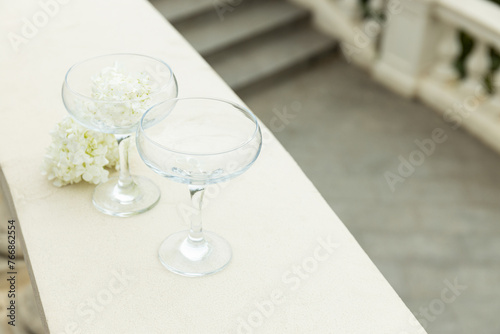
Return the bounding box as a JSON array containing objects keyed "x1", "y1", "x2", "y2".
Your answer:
[{"x1": 150, "y1": 0, "x2": 337, "y2": 91}]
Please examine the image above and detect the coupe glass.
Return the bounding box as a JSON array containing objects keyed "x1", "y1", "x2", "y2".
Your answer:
[
  {"x1": 136, "y1": 98, "x2": 262, "y2": 276},
  {"x1": 62, "y1": 54, "x2": 178, "y2": 217}
]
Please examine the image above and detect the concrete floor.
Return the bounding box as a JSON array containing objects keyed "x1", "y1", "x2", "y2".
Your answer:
[{"x1": 241, "y1": 54, "x2": 500, "y2": 334}]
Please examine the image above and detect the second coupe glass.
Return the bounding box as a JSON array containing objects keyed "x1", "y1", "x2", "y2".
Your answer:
[{"x1": 137, "y1": 98, "x2": 262, "y2": 276}]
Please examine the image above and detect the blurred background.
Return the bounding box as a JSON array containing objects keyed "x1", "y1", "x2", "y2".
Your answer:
[{"x1": 2, "y1": 0, "x2": 500, "y2": 332}]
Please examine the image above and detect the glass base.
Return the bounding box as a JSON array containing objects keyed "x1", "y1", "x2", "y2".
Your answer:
[
  {"x1": 158, "y1": 231, "x2": 232, "y2": 277},
  {"x1": 92, "y1": 176, "x2": 161, "y2": 217}
]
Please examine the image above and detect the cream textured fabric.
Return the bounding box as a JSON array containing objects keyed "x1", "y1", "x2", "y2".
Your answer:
[{"x1": 0, "y1": 0, "x2": 425, "y2": 333}]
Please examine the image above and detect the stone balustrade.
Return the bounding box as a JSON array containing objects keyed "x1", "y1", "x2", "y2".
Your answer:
[{"x1": 291, "y1": 0, "x2": 500, "y2": 154}]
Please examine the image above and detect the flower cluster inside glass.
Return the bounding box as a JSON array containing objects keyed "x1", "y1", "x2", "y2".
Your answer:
[{"x1": 62, "y1": 54, "x2": 262, "y2": 277}]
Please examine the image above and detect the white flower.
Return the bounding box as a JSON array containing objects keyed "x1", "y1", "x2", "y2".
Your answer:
[
  {"x1": 42, "y1": 63, "x2": 151, "y2": 187},
  {"x1": 79, "y1": 62, "x2": 153, "y2": 129},
  {"x1": 41, "y1": 117, "x2": 119, "y2": 187}
]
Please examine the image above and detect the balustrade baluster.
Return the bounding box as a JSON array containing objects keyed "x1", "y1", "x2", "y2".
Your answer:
[
  {"x1": 487, "y1": 62, "x2": 500, "y2": 116},
  {"x1": 364, "y1": 0, "x2": 385, "y2": 49},
  {"x1": 432, "y1": 25, "x2": 461, "y2": 83},
  {"x1": 462, "y1": 39, "x2": 489, "y2": 98}
]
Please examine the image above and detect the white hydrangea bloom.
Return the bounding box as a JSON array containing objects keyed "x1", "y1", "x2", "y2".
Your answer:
[
  {"x1": 79, "y1": 63, "x2": 153, "y2": 129},
  {"x1": 41, "y1": 117, "x2": 119, "y2": 187},
  {"x1": 43, "y1": 63, "x2": 152, "y2": 186}
]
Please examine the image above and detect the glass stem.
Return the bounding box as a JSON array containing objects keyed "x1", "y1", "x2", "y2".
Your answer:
[
  {"x1": 188, "y1": 185, "x2": 206, "y2": 243},
  {"x1": 112, "y1": 135, "x2": 140, "y2": 203},
  {"x1": 117, "y1": 135, "x2": 133, "y2": 188}
]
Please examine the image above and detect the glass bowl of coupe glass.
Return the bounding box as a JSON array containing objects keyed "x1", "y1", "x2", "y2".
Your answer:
[
  {"x1": 137, "y1": 97, "x2": 262, "y2": 276},
  {"x1": 62, "y1": 53, "x2": 178, "y2": 217}
]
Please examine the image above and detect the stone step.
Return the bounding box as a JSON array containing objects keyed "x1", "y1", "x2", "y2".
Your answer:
[
  {"x1": 206, "y1": 23, "x2": 337, "y2": 90},
  {"x1": 173, "y1": 0, "x2": 309, "y2": 56},
  {"x1": 149, "y1": 0, "x2": 214, "y2": 23}
]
